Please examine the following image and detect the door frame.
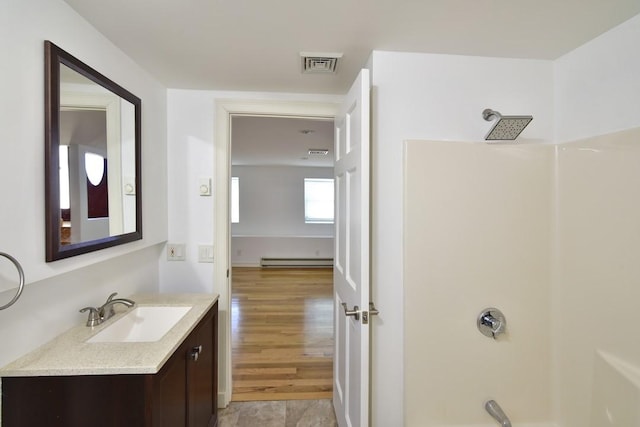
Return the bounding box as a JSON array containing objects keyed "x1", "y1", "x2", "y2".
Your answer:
[{"x1": 214, "y1": 99, "x2": 339, "y2": 407}]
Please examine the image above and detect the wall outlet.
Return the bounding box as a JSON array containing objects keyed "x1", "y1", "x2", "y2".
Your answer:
[
  {"x1": 167, "y1": 243, "x2": 186, "y2": 261},
  {"x1": 198, "y1": 245, "x2": 214, "y2": 263}
]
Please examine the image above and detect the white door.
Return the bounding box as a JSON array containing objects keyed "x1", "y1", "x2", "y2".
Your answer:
[{"x1": 333, "y1": 68, "x2": 371, "y2": 427}]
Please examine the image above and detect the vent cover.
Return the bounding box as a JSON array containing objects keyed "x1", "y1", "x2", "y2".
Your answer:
[
  {"x1": 300, "y1": 52, "x2": 342, "y2": 74},
  {"x1": 308, "y1": 149, "x2": 329, "y2": 155}
]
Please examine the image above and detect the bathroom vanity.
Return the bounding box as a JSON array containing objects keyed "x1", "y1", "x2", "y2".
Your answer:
[{"x1": 0, "y1": 294, "x2": 218, "y2": 427}]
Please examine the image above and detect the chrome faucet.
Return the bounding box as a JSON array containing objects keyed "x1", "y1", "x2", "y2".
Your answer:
[
  {"x1": 485, "y1": 400, "x2": 512, "y2": 427},
  {"x1": 99, "y1": 292, "x2": 136, "y2": 321},
  {"x1": 80, "y1": 292, "x2": 136, "y2": 327},
  {"x1": 79, "y1": 306, "x2": 102, "y2": 327}
]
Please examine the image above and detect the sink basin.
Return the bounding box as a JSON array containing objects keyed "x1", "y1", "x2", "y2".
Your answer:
[{"x1": 87, "y1": 306, "x2": 192, "y2": 343}]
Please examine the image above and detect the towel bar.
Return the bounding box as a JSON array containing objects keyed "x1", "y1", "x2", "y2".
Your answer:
[{"x1": 0, "y1": 252, "x2": 25, "y2": 310}]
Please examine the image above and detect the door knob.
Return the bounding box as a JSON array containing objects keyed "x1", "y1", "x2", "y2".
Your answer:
[
  {"x1": 369, "y1": 302, "x2": 379, "y2": 316},
  {"x1": 341, "y1": 302, "x2": 360, "y2": 321}
]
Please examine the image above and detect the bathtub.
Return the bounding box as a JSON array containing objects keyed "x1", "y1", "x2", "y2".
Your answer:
[{"x1": 590, "y1": 351, "x2": 640, "y2": 427}]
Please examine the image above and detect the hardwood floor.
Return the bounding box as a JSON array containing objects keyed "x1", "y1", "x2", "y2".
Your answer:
[{"x1": 231, "y1": 267, "x2": 334, "y2": 401}]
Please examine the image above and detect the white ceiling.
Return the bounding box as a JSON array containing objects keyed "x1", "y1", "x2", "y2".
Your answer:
[
  {"x1": 61, "y1": 1, "x2": 640, "y2": 166},
  {"x1": 231, "y1": 116, "x2": 334, "y2": 168},
  {"x1": 62, "y1": 0, "x2": 640, "y2": 95}
]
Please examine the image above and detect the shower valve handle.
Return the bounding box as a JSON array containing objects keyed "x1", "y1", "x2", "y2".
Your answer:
[{"x1": 477, "y1": 308, "x2": 507, "y2": 339}]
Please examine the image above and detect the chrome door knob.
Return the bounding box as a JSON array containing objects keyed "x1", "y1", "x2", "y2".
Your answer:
[
  {"x1": 369, "y1": 302, "x2": 379, "y2": 316},
  {"x1": 341, "y1": 302, "x2": 360, "y2": 321}
]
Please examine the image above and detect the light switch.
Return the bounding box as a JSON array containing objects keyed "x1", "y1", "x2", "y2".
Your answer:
[
  {"x1": 199, "y1": 178, "x2": 211, "y2": 196},
  {"x1": 167, "y1": 243, "x2": 186, "y2": 261},
  {"x1": 198, "y1": 245, "x2": 214, "y2": 263}
]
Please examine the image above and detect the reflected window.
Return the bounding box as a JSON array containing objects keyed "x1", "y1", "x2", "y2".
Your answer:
[{"x1": 59, "y1": 145, "x2": 70, "y2": 210}]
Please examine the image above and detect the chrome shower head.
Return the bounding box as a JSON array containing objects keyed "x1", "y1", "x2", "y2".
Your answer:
[{"x1": 482, "y1": 108, "x2": 533, "y2": 141}]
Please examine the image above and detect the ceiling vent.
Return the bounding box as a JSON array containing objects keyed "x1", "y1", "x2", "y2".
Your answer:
[
  {"x1": 308, "y1": 149, "x2": 329, "y2": 155},
  {"x1": 300, "y1": 52, "x2": 342, "y2": 74}
]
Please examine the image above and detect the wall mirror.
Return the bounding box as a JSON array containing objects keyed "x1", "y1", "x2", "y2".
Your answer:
[{"x1": 45, "y1": 41, "x2": 142, "y2": 261}]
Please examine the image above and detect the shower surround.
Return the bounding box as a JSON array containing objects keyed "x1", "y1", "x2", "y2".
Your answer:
[{"x1": 403, "y1": 127, "x2": 640, "y2": 426}]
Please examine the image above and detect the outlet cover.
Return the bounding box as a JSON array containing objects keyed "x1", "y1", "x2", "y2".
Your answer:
[{"x1": 167, "y1": 244, "x2": 186, "y2": 261}]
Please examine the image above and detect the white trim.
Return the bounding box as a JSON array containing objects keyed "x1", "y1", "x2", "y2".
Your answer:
[
  {"x1": 230, "y1": 262, "x2": 261, "y2": 268},
  {"x1": 214, "y1": 99, "x2": 339, "y2": 407},
  {"x1": 231, "y1": 234, "x2": 334, "y2": 238}
]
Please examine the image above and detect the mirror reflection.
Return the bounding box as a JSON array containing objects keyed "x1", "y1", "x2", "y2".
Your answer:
[
  {"x1": 45, "y1": 41, "x2": 142, "y2": 261},
  {"x1": 58, "y1": 64, "x2": 137, "y2": 244}
]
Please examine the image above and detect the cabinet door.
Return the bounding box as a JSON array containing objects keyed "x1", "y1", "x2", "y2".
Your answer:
[
  {"x1": 154, "y1": 341, "x2": 188, "y2": 427},
  {"x1": 2, "y1": 375, "x2": 147, "y2": 427},
  {"x1": 187, "y1": 303, "x2": 217, "y2": 427}
]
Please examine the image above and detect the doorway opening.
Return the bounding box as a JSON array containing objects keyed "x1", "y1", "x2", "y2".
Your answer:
[
  {"x1": 229, "y1": 115, "x2": 335, "y2": 402},
  {"x1": 213, "y1": 99, "x2": 338, "y2": 408}
]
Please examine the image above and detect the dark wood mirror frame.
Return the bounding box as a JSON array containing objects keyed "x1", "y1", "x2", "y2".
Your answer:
[{"x1": 45, "y1": 40, "x2": 142, "y2": 262}]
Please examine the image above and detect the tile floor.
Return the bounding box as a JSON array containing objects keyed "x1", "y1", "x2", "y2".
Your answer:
[{"x1": 218, "y1": 399, "x2": 337, "y2": 427}]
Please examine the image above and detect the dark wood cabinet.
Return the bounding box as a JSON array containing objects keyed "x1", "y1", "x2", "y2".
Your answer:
[
  {"x1": 2, "y1": 301, "x2": 218, "y2": 427},
  {"x1": 187, "y1": 304, "x2": 217, "y2": 427},
  {"x1": 152, "y1": 301, "x2": 218, "y2": 427}
]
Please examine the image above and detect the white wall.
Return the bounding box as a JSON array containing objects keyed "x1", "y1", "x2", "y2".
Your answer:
[
  {"x1": 552, "y1": 13, "x2": 640, "y2": 427},
  {"x1": 162, "y1": 90, "x2": 217, "y2": 294},
  {"x1": 0, "y1": 0, "x2": 167, "y2": 368},
  {"x1": 554, "y1": 13, "x2": 640, "y2": 143},
  {"x1": 230, "y1": 165, "x2": 333, "y2": 266},
  {"x1": 162, "y1": 89, "x2": 341, "y2": 403},
  {"x1": 231, "y1": 236, "x2": 333, "y2": 267},
  {"x1": 0, "y1": 245, "x2": 162, "y2": 366},
  {"x1": 369, "y1": 50, "x2": 554, "y2": 426},
  {"x1": 232, "y1": 165, "x2": 333, "y2": 237},
  {"x1": 162, "y1": 90, "x2": 340, "y2": 294}
]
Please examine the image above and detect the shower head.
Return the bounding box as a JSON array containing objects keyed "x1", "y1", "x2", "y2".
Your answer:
[{"x1": 482, "y1": 108, "x2": 533, "y2": 141}]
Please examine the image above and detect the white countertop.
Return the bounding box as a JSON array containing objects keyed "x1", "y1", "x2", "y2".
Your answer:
[{"x1": 0, "y1": 293, "x2": 218, "y2": 377}]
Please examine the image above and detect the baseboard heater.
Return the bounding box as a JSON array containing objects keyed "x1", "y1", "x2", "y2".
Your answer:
[{"x1": 260, "y1": 257, "x2": 334, "y2": 268}]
